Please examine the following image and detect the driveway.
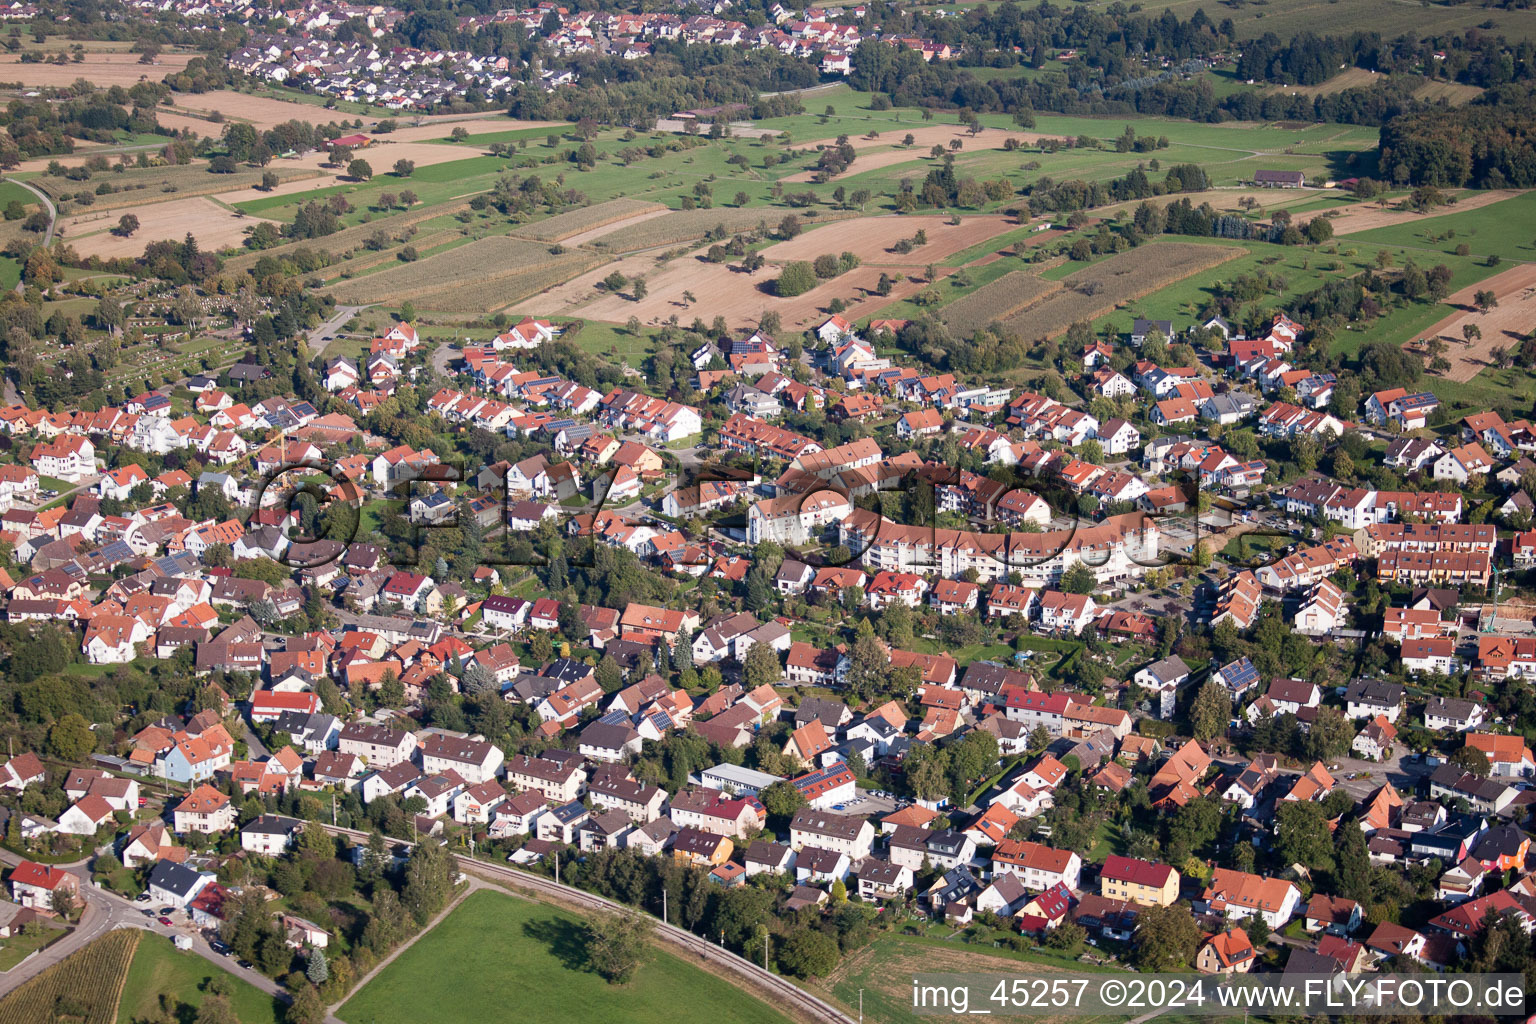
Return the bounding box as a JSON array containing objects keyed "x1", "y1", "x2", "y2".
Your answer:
[{"x1": 307, "y1": 304, "x2": 364, "y2": 360}]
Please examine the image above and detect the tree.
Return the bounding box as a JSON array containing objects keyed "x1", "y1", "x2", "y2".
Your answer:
[
  {"x1": 758, "y1": 780, "x2": 806, "y2": 830},
  {"x1": 1045, "y1": 920, "x2": 1086, "y2": 953},
  {"x1": 195, "y1": 993, "x2": 239, "y2": 1024},
  {"x1": 1132, "y1": 905, "x2": 1201, "y2": 970},
  {"x1": 1275, "y1": 800, "x2": 1334, "y2": 871},
  {"x1": 1305, "y1": 707, "x2": 1353, "y2": 761},
  {"x1": 1059, "y1": 563, "x2": 1095, "y2": 595},
  {"x1": 402, "y1": 841, "x2": 455, "y2": 924},
  {"x1": 347, "y1": 158, "x2": 373, "y2": 181},
  {"x1": 743, "y1": 641, "x2": 781, "y2": 688},
  {"x1": 776, "y1": 261, "x2": 818, "y2": 298},
  {"x1": 287, "y1": 985, "x2": 326, "y2": 1024},
  {"x1": 603, "y1": 270, "x2": 627, "y2": 292},
  {"x1": 1332, "y1": 817, "x2": 1374, "y2": 905},
  {"x1": 631, "y1": 277, "x2": 647, "y2": 301},
  {"x1": 586, "y1": 910, "x2": 651, "y2": 984},
  {"x1": 112, "y1": 213, "x2": 140, "y2": 237},
  {"x1": 778, "y1": 929, "x2": 839, "y2": 978},
  {"x1": 393, "y1": 158, "x2": 415, "y2": 177},
  {"x1": 1450, "y1": 745, "x2": 1491, "y2": 778},
  {"x1": 48, "y1": 713, "x2": 94, "y2": 762},
  {"x1": 1189, "y1": 681, "x2": 1230, "y2": 742},
  {"x1": 305, "y1": 947, "x2": 329, "y2": 986}
]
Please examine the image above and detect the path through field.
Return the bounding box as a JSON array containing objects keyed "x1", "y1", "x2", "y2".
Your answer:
[
  {"x1": 1409, "y1": 262, "x2": 1536, "y2": 381},
  {"x1": 1330, "y1": 189, "x2": 1521, "y2": 235}
]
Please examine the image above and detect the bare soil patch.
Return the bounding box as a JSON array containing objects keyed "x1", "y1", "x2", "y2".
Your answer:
[
  {"x1": 1409, "y1": 262, "x2": 1536, "y2": 382},
  {"x1": 1330, "y1": 189, "x2": 1520, "y2": 235},
  {"x1": 165, "y1": 91, "x2": 362, "y2": 129},
  {"x1": 568, "y1": 245, "x2": 940, "y2": 332},
  {"x1": 762, "y1": 214, "x2": 1017, "y2": 266},
  {"x1": 61, "y1": 195, "x2": 277, "y2": 257},
  {"x1": 0, "y1": 52, "x2": 190, "y2": 87}
]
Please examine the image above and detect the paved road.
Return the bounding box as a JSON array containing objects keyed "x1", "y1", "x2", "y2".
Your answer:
[
  {"x1": 10, "y1": 178, "x2": 55, "y2": 248},
  {"x1": 307, "y1": 304, "x2": 365, "y2": 360},
  {"x1": 0, "y1": 847, "x2": 290, "y2": 1006}
]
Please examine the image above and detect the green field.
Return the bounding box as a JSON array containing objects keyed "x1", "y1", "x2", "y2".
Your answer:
[
  {"x1": 813, "y1": 931, "x2": 1123, "y2": 1024},
  {"x1": 1072, "y1": 0, "x2": 1536, "y2": 41},
  {"x1": 337, "y1": 889, "x2": 791, "y2": 1024},
  {"x1": 1341, "y1": 191, "x2": 1536, "y2": 263},
  {"x1": 116, "y1": 934, "x2": 283, "y2": 1024}
]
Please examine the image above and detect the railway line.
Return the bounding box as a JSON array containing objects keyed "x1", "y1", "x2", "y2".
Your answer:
[{"x1": 318, "y1": 823, "x2": 857, "y2": 1024}]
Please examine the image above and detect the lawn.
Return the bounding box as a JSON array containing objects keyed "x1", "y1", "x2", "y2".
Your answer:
[
  {"x1": 812, "y1": 931, "x2": 1122, "y2": 1024},
  {"x1": 1341, "y1": 191, "x2": 1536, "y2": 264},
  {"x1": 337, "y1": 889, "x2": 792, "y2": 1024},
  {"x1": 115, "y1": 934, "x2": 283, "y2": 1024},
  {"x1": 0, "y1": 923, "x2": 66, "y2": 972}
]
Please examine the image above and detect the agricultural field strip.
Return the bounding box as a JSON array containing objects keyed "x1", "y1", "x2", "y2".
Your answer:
[
  {"x1": 326, "y1": 235, "x2": 591, "y2": 305},
  {"x1": 582, "y1": 207, "x2": 806, "y2": 253},
  {"x1": 509, "y1": 198, "x2": 667, "y2": 242},
  {"x1": 941, "y1": 270, "x2": 1064, "y2": 336},
  {"x1": 425, "y1": 253, "x2": 610, "y2": 314},
  {"x1": 221, "y1": 201, "x2": 470, "y2": 274},
  {"x1": 999, "y1": 242, "x2": 1241, "y2": 339},
  {"x1": 0, "y1": 928, "x2": 139, "y2": 1024}
]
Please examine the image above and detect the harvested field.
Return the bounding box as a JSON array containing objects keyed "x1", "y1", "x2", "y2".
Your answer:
[
  {"x1": 1330, "y1": 189, "x2": 1520, "y2": 235},
  {"x1": 942, "y1": 271, "x2": 1064, "y2": 336},
  {"x1": 512, "y1": 198, "x2": 667, "y2": 242},
  {"x1": 328, "y1": 235, "x2": 583, "y2": 305},
  {"x1": 1412, "y1": 80, "x2": 1484, "y2": 105},
  {"x1": 164, "y1": 91, "x2": 361, "y2": 128},
  {"x1": 61, "y1": 197, "x2": 279, "y2": 257},
  {"x1": 584, "y1": 207, "x2": 794, "y2": 252},
  {"x1": 413, "y1": 253, "x2": 607, "y2": 313},
  {"x1": 1000, "y1": 242, "x2": 1240, "y2": 339},
  {"x1": 29, "y1": 163, "x2": 320, "y2": 211},
  {"x1": 1265, "y1": 66, "x2": 1380, "y2": 98},
  {"x1": 0, "y1": 52, "x2": 190, "y2": 87},
  {"x1": 782, "y1": 125, "x2": 1057, "y2": 183},
  {"x1": 222, "y1": 201, "x2": 468, "y2": 274},
  {"x1": 569, "y1": 246, "x2": 939, "y2": 332},
  {"x1": 1409, "y1": 263, "x2": 1536, "y2": 382},
  {"x1": 0, "y1": 928, "x2": 138, "y2": 1024},
  {"x1": 762, "y1": 214, "x2": 1016, "y2": 266}
]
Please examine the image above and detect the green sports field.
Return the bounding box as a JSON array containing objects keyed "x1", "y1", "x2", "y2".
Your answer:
[{"x1": 337, "y1": 889, "x2": 793, "y2": 1024}]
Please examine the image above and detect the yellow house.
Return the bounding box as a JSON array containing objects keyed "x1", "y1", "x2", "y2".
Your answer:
[
  {"x1": 672, "y1": 827, "x2": 733, "y2": 867},
  {"x1": 1099, "y1": 855, "x2": 1180, "y2": 907}
]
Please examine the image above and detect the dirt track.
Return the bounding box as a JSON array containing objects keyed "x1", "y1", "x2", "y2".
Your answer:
[
  {"x1": 1330, "y1": 189, "x2": 1522, "y2": 235},
  {"x1": 1412, "y1": 262, "x2": 1536, "y2": 382}
]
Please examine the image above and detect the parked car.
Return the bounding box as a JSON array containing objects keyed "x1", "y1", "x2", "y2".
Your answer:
[{"x1": 157, "y1": 916, "x2": 174, "y2": 926}]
